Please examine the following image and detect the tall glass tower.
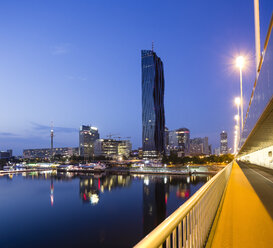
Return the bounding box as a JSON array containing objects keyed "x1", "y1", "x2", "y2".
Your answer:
[
  {"x1": 220, "y1": 131, "x2": 228, "y2": 154},
  {"x1": 141, "y1": 50, "x2": 165, "y2": 157},
  {"x1": 79, "y1": 125, "x2": 100, "y2": 160}
]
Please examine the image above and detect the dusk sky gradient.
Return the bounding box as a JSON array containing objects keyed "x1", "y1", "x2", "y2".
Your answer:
[{"x1": 0, "y1": 0, "x2": 272, "y2": 155}]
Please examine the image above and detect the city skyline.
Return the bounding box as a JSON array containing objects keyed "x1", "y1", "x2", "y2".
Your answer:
[{"x1": 0, "y1": 1, "x2": 273, "y2": 155}]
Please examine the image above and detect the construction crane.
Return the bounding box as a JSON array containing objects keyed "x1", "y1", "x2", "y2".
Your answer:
[{"x1": 106, "y1": 133, "x2": 119, "y2": 139}]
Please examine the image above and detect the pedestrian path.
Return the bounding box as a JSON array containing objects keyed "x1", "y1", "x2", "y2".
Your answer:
[{"x1": 209, "y1": 161, "x2": 273, "y2": 248}]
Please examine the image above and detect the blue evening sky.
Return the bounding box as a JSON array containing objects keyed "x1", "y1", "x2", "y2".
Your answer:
[{"x1": 0, "y1": 0, "x2": 272, "y2": 155}]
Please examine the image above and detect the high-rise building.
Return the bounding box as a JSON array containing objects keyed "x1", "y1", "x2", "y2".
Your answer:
[
  {"x1": 176, "y1": 128, "x2": 190, "y2": 154},
  {"x1": 189, "y1": 137, "x2": 209, "y2": 155},
  {"x1": 141, "y1": 50, "x2": 165, "y2": 158},
  {"x1": 168, "y1": 128, "x2": 190, "y2": 156},
  {"x1": 79, "y1": 125, "x2": 99, "y2": 159},
  {"x1": 220, "y1": 131, "x2": 228, "y2": 154},
  {"x1": 164, "y1": 127, "x2": 169, "y2": 154},
  {"x1": 214, "y1": 147, "x2": 221, "y2": 155},
  {"x1": 203, "y1": 137, "x2": 209, "y2": 155}
]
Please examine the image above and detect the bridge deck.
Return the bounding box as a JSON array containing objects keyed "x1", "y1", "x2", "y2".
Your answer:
[{"x1": 209, "y1": 161, "x2": 273, "y2": 248}]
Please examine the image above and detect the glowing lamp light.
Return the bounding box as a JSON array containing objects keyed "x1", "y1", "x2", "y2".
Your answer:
[
  {"x1": 235, "y1": 97, "x2": 241, "y2": 106},
  {"x1": 236, "y1": 56, "x2": 245, "y2": 69},
  {"x1": 234, "y1": 115, "x2": 239, "y2": 121}
]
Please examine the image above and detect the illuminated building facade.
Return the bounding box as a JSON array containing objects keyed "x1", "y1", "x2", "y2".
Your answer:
[
  {"x1": 220, "y1": 131, "x2": 228, "y2": 154},
  {"x1": 189, "y1": 137, "x2": 210, "y2": 155},
  {"x1": 141, "y1": 50, "x2": 165, "y2": 158},
  {"x1": 117, "y1": 140, "x2": 132, "y2": 158},
  {"x1": 79, "y1": 125, "x2": 100, "y2": 159},
  {"x1": 23, "y1": 147, "x2": 78, "y2": 159},
  {"x1": 168, "y1": 128, "x2": 190, "y2": 156},
  {"x1": 0, "y1": 149, "x2": 13, "y2": 159},
  {"x1": 94, "y1": 139, "x2": 132, "y2": 159}
]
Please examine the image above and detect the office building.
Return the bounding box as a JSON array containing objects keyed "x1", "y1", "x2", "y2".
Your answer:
[
  {"x1": 214, "y1": 147, "x2": 221, "y2": 156},
  {"x1": 164, "y1": 127, "x2": 169, "y2": 154},
  {"x1": 79, "y1": 125, "x2": 100, "y2": 159},
  {"x1": 220, "y1": 131, "x2": 228, "y2": 154},
  {"x1": 141, "y1": 50, "x2": 165, "y2": 158},
  {"x1": 94, "y1": 139, "x2": 132, "y2": 159},
  {"x1": 168, "y1": 128, "x2": 190, "y2": 156},
  {"x1": 189, "y1": 137, "x2": 210, "y2": 156},
  {"x1": 0, "y1": 150, "x2": 13, "y2": 159},
  {"x1": 23, "y1": 147, "x2": 78, "y2": 159},
  {"x1": 117, "y1": 140, "x2": 132, "y2": 158}
]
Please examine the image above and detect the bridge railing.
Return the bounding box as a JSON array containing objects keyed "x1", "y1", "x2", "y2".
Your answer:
[{"x1": 134, "y1": 163, "x2": 232, "y2": 248}]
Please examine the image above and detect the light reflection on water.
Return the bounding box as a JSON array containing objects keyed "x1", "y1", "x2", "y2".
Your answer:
[{"x1": 0, "y1": 171, "x2": 211, "y2": 248}]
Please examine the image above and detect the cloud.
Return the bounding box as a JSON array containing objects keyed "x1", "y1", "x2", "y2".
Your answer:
[
  {"x1": 52, "y1": 43, "x2": 70, "y2": 55},
  {"x1": 31, "y1": 122, "x2": 78, "y2": 134},
  {"x1": 0, "y1": 132, "x2": 18, "y2": 137}
]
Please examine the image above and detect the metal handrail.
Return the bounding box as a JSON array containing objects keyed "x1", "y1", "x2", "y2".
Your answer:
[{"x1": 134, "y1": 163, "x2": 233, "y2": 248}]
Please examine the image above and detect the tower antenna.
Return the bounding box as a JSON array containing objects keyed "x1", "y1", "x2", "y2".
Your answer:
[
  {"x1": 152, "y1": 41, "x2": 154, "y2": 52},
  {"x1": 50, "y1": 121, "x2": 54, "y2": 158}
]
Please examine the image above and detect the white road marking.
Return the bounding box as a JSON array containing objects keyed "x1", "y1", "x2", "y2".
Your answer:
[{"x1": 245, "y1": 165, "x2": 273, "y2": 185}]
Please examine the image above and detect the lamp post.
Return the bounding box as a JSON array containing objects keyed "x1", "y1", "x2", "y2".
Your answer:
[
  {"x1": 236, "y1": 56, "x2": 245, "y2": 132},
  {"x1": 234, "y1": 129, "x2": 238, "y2": 154},
  {"x1": 235, "y1": 97, "x2": 241, "y2": 150},
  {"x1": 234, "y1": 117, "x2": 239, "y2": 153}
]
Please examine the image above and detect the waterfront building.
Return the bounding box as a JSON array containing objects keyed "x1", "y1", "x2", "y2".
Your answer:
[
  {"x1": 138, "y1": 148, "x2": 143, "y2": 159},
  {"x1": 220, "y1": 131, "x2": 228, "y2": 154},
  {"x1": 23, "y1": 147, "x2": 78, "y2": 159},
  {"x1": 94, "y1": 139, "x2": 132, "y2": 159},
  {"x1": 189, "y1": 137, "x2": 210, "y2": 156},
  {"x1": 141, "y1": 50, "x2": 165, "y2": 158},
  {"x1": 79, "y1": 125, "x2": 100, "y2": 159},
  {"x1": 117, "y1": 140, "x2": 132, "y2": 158},
  {"x1": 0, "y1": 149, "x2": 13, "y2": 159}
]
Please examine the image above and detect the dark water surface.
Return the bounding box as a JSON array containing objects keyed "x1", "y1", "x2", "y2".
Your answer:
[{"x1": 0, "y1": 171, "x2": 211, "y2": 248}]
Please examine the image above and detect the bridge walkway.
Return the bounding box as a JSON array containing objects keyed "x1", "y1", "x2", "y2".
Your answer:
[{"x1": 208, "y1": 161, "x2": 273, "y2": 248}]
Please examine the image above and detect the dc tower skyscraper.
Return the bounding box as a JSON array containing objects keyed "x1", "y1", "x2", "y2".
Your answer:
[{"x1": 141, "y1": 49, "x2": 165, "y2": 158}]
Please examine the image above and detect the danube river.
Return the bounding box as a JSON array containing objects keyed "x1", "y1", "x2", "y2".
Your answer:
[{"x1": 0, "y1": 171, "x2": 211, "y2": 248}]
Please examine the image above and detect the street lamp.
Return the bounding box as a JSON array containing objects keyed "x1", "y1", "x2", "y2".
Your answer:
[
  {"x1": 236, "y1": 56, "x2": 245, "y2": 132},
  {"x1": 234, "y1": 128, "x2": 238, "y2": 154},
  {"x1": 234, "y1": 97, "x2": 241, "y2": 151}
]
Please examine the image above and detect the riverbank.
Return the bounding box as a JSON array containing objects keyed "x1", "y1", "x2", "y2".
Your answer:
[
  {"x1": 0, "y1": 168, "x2": 51, "y2": 175},
  {"x1": 0, "y1": 164, "x2": 223, "y2": 176},
  {"x1": 107, "y1": 164, "x2": 222, "y2": 175}
]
